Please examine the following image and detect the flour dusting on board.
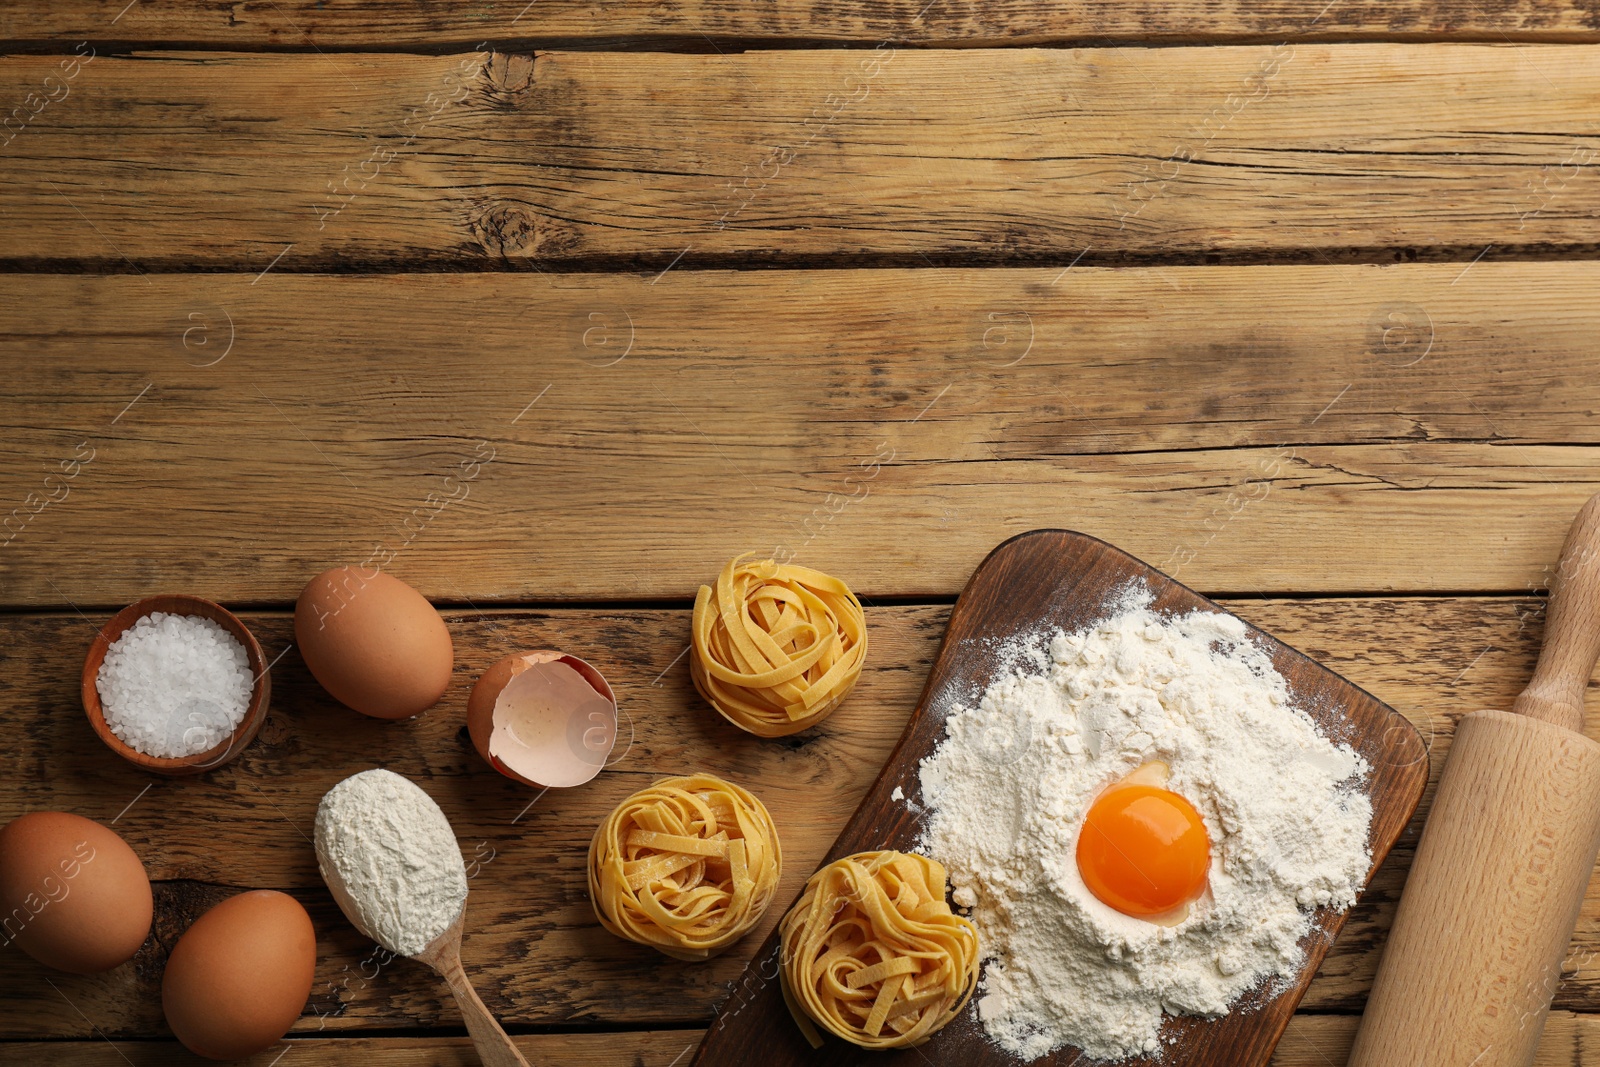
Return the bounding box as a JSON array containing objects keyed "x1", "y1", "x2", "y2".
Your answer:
[{"x1": 917, "y1": 584, "x2": 1373, "y2": 1061}]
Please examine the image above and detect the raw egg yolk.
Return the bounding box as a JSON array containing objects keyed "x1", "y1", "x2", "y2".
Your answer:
[{"x1": 1077, "y1": 777, "x2": 1210, "y2": 920}]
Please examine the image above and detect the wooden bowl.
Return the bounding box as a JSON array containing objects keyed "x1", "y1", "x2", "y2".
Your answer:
[{"x1": 81, "y1": 594, "x2": 271, "y2": 776}]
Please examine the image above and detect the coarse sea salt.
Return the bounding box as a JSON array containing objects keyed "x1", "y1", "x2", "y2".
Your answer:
[{"x1": 96, "y1": 611, "x2": 254, "y2": 759}]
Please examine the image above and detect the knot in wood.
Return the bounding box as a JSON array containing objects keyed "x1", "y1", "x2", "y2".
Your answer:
[
  {"x1": 471, "y1": 201, "x2": 539, "y2": 257},
  {"x1": 482, "y1": 52, "x2": 536, "y2": 101}
]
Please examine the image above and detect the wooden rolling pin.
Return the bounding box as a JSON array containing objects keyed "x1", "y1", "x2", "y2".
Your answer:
[{"x1": 1348, "y1": 492, "x2": 1600, "y2": 1067}]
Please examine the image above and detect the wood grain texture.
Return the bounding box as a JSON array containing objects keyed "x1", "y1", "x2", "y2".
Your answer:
[
  {"x1": 1514, "y1": 494, "x2": 1600, "y2": 731},
  {"x1": 2, "y1": 267, "x2": 1599, "y2": 606},
  {"x1": 694, "y1": 531, "x2": 1426, "y2": 1067},
  {"x1": 6, "y1": 0, "x2": 1600, "y2": 48},
  {"x1": 2, "y1": 3, "x2": 1596, "y2": 1060},
  {"x1": 5, "y1": 46, "x2": 1600, "y2": 267},
  {"x1": 1281, "y1": 1012, "x2": 1600, "y2": 1066},
  {"x1": 1351, "y1": 494, "x2": 1600, "y2": 1067},
  {"x1": 410, "y1": 912, "x2": 532, "y2": 1067},
  {"x1": 10, "y1": 1013, "x2": 1600, "y2": 1066},
  {"x1": 0, "y1": 1031, "x2": 707, "y2": 1066},
  {"x1": 2, "y1": 597, "x2": 1597, "y2": 1039},
  {"x1": 1350, "y1": 713, "x2": 1600, "y2": 1067}
]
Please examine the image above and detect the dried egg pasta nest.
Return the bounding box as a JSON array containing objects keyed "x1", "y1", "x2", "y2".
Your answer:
[
  {"x1": 691, "y1": 554, "x2": 867, "y2": 737},
  {"x1": 780, "y1": 850, "x2": 979, "y2": 1050},
  {"x1": 588, "y1": 774, "x2": 782, "y2": 961}
]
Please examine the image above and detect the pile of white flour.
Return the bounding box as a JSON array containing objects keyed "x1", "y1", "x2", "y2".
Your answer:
[
  {"x1": 917, "y1": 587, "x2": 1372, "y2": 1061},
  {"x1": 315, "y1": 769, "x2": 468, "y2": 957}
]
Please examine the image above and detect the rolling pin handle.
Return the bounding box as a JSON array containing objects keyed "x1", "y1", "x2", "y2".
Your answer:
[{"x1": 1511, "y1": 492, "x2": 1600, "y2": 733}]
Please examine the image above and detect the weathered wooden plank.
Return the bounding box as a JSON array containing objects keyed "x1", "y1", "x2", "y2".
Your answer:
[
  {"x1": 3, "y1": 598, "x2": 1598, "y2": 1038},
  {"x1": 1, "y1": 1032, "x2": 704, "y2": 1066},
  {"x1": 3, "y1": 0, "x2": 1600, "y2": 49},
  {"x1": 8, "y1": 1012, "x2": 1600, "y2": 1066},
  {"x1": 1271, "y1": 1011, "x2": 1600, "y2": 1065},
  {"x1": 1, "y1": 267, "x2": 1598, "y2": 605},
  {"x1": 4, "y1": 46, "x2": 1600, "y2": 267}
]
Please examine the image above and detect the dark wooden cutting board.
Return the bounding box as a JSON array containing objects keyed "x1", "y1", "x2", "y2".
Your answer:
[{"x1": 692, "y1": 530, "x2": 1429, "y2": 1067}]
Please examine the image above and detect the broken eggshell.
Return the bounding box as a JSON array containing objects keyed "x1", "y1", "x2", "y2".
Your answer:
[{"x1": 467, "y1": 652, "x2": 618, "y2": 788}]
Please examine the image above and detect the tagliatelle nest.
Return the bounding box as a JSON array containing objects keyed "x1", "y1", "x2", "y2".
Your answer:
[
  {"x1": 780, "y1": 850, "x2": 979, "y2": 1050},
  {"x1": 587, "y1": 774, "x2": 782, "y2": 961},
  {"x1": 690, "y1": 554, "x2": 867, "y2": 737}
]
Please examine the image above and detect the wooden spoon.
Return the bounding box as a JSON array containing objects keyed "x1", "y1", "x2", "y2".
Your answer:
[{"x1": 410, "y1": 905, "x2": 531, "y2": 1067}]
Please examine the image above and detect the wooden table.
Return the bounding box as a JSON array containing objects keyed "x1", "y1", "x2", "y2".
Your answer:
[{"x1": 2, "y1": 2, "x2": 1599, "y2": 1064}]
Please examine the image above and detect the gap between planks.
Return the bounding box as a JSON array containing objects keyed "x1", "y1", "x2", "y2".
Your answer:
[{"x1": 10, "y1": 247, "x2": 1600, "y2": 276}]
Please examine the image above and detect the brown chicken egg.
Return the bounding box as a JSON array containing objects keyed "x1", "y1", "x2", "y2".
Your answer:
[
  {"x1": 467, "y1": 651, "x2": 618, "y2": 788},
  {"x1": 295, "y1": 567, "x2": 454, "y2": 719},
  {"x1": 0, "y1": 811, "x2": 152, "y2": 974},
  {"x1": 162, "y1": 890, "x2": 316, "y2": 1060}
]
